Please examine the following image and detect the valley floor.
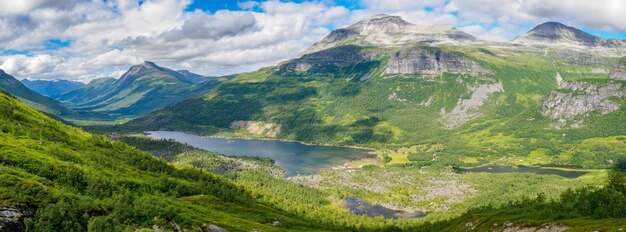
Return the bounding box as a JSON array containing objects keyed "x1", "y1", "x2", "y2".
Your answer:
[{"x1": 120, "y1": 132, "x2": 626, "y2": 231}]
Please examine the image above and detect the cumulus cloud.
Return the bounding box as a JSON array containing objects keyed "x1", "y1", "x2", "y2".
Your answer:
[
  {"x1": 0, "y1": 0, "x2": 83, "y2": 16},
  {"x1": 161, "y1": 11, "x2": 256, "y2": 41},
  {"x1": 0, "y1": 0, "x2": 354, "y2": 80},
  {"x1": 522, "y1": 0, "x2": 626, "y2": 30},
  {"x1": 0, "y1": 54, "x2": 62, "y2": 78},
  {"x1": 0, "y1": 0, "x2": 623, "y2": 81}
]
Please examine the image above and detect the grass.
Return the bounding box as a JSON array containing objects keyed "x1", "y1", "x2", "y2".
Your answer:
[{"x1": 0, "y1": 92, "x2": 328, "y2": 231}]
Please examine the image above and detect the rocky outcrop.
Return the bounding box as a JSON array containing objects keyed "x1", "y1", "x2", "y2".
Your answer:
[
  {"x1": 0, "y1": 205, "x2": 33, "y2": 231},
  {"x1": 230, "y1": 121, "x2": 282, "y2": 138},
  {"x1": 609, "y1": 57, "x2": 626, "y2": 80},
  {"x1": 500, "y1": 223, "x2": 570, "y2": 232},
  {"x1": 542, "y1": 80, "x2": 625, "y2": 119},
  {"x1": 282, "y1": 46, "x2": 374, "y2": 74},
  {"x1": 384, "y1": 47, "x2": 493, "y2": 76},
  {"x1": 302, "y1": 14, "x2": 476, "y2": 55},
  {"x1": 206, "y1": 224, "x2": 229, "y2": 232},
  {"x1": 553, "y1": 49, "x2": 609, "y2": 66},
  {"x1": 441, "y1": 81, "x2": 504, "y2": 129}
]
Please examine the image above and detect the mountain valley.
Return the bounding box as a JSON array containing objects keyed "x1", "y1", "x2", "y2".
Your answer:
[{"x1": 1, "y1": 12, "x2": 626, "y2": 232}]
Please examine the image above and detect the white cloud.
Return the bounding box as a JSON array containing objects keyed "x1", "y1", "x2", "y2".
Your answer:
[
  {"x1": 0, "y1": 54, "x2": 62, "y2": 78},
  {"x1": 161, "y1": 11, "x2": 256, "y2": 41},
  {"x1": 0, "y1": 0, "x2": 624, "y2": 81},
  {"x1": 0, "y1": 0, "x2": 83, "y2": 16},
  {"x1": 522, "y1": 0, "x2": 626, "y2": 30},
  {"x1": 0, "y1": 0, "x2": 353, "y2": 80}
]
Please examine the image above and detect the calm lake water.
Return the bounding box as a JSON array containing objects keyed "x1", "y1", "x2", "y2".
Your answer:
[
  {"x1": 454, "y1": 165, "x2": 588, "y2": 178},
  {"x1": 345, "y1": 197, "x2": 428, "y2": 219},
  {"x1": 146, "y1": 131, "x2": 373, "y2": 176}
]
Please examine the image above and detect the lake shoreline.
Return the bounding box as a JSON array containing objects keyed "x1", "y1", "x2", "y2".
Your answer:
[
  {"x1": 145, "y1": 130, "x2": 379, "y2": 152},
  {"x1": 145, "y1": 130, "x2": 377, "y2": 176}
]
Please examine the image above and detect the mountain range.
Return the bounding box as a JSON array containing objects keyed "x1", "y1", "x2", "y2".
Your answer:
[
  {"x1": 0, "y1": 69, "x2": 106, "y2": 120},
  {"x1": 125, "y1": 14, "x2": 626, "y2": 169},
  {"x1": 53, "y1": 61, "x2": 221, "y2": 119}
]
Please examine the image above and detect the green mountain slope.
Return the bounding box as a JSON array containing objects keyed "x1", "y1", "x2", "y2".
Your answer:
[
  {"x1": 21, "y1": 79, "x2": 85, "y2": 97},
  {"x1": 54, "y1": 61, "x2": 220, "y2": 119},
  {"x1": 0, "y1": 70, "x2": 106, "y2": 121},
  {"x1": 0, "y1": 91, "x2": 327, "y2": 231},
  {"x1": 125, "y1": 15, "x2": 626, "y2": 169}
]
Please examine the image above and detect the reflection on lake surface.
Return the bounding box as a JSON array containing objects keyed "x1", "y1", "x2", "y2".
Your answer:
[
  {"x1": 146, "y1": 131, "x2": 373, "y2": 176},
  {"x1": 345, "y1": 197, "x2": 428, "y2": 219},
  {"x1": 454, "y1": 165, "x2": 588, "y2": 178}
]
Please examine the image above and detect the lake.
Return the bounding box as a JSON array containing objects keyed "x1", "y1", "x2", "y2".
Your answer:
[
  {"x1": 345, "y1": 197, "x2": 428, "y2": 219},
  {"x1": 146, "y1": 131, "x2": 373, "y2": 176},
  {"x1": 454, "y1": 165, "x2": 588, "y2": 178}
]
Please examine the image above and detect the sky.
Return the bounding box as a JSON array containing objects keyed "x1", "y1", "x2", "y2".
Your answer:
[{"x1": 0, "y1": 0, "x2": 625, "y2": 82}]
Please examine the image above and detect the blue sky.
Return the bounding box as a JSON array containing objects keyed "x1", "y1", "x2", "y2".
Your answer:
[{"x1": 0, "y1": 0, "x2": 624, "y2": 81}]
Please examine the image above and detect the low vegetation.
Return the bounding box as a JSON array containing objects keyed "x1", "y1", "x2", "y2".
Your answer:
[{"x1": 0, "y1": 92, "x2": 326, "y2": 231}]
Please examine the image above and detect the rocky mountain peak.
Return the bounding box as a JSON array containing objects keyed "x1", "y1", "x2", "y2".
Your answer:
[
  {"x1": 118, "y1": 61, "x2": 171, "y2": 83},
  {"x1": 116, "y1": 61, "x2": 200, "y2": 87},
  {"x1": 301, "y1": 14, "x2": 476, "y2": 55},
  {"x1": 141, "y1": 61, "x2": 160, "y2": 68},
  {"x1": 514, "y1": 21, "x2": 610, "y2": 47},
  {"x1": 347, "y1": 14, "x2": 411, "y2": 33}
]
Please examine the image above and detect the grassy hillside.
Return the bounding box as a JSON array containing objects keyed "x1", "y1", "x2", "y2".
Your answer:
[
  {"x1": 123, "y1": 45, "x2": 626, "y2": 169},
  {"x1": 432, "y1": 168, "x2": 626, "y2": 231},
  {"x1": 0, "y1": 91, "x2": 327, "y2": 231},
  {"x1": 0, "y1": 70, "x2": 106, "y2": 122}
]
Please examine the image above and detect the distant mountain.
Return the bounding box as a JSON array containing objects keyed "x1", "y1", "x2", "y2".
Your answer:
[
  {"x1": 0, "y1": 69, "x2": 91, "y2": 119},
  {"x1": 21, "y1": 79, "x2": 85, "y2": 97},
  {"x1": 54, "y1": 61, "x2": 220, "y2": 118},
  {"x1": 513, "y1": 21, "x2": 626, "y2": 48},
  {"x1": 54, "y1": 77, "x2": 116, "y2": 106},
  {"x1": 303, "y1": 14, "x2": 476, "y2": 54}
]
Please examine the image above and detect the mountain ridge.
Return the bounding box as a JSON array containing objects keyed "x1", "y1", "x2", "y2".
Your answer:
[
  {"x1": 514, "y1": 21, "x2": 626, "y2": 48},
  {"x1": 21, "y1": 78, "x2": 85, "y2": 97},
  {"x1": 54, "y1": 61, "x2": 220, "y2": 119},
  {"x1": 0, "y1": 69, "x2": 105, "y2": 120},
  {"x1": 302, "y1": 14, "x2": 477, "y2": 54}
]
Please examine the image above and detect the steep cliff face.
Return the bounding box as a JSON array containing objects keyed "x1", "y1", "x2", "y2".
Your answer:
[
  {"x1": 542, "y1": 80, "x2": 624, "y2": 119},
  {"x1": 384, "y1": 47, "x2": 493, "y2": 76},
  {"x1": 282, "y1": 46, "x2": 373, "y2": 73}
]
